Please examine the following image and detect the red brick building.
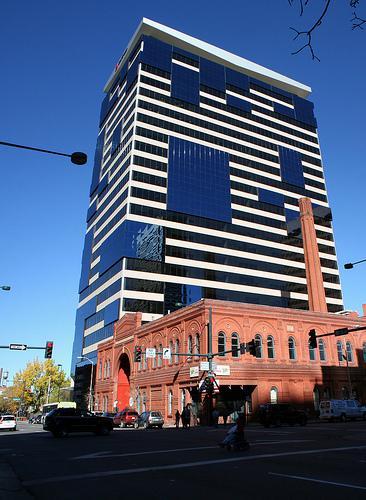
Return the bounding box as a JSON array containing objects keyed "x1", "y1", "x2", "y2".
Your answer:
[
  {"x1": 93, "y1": 197, "x2": 366, "y2": 422},
  {"x1": 94, "y1": 299, "x2": 366, "y2": 423}
]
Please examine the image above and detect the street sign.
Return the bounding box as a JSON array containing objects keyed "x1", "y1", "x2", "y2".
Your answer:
[
  {"x1": 334, "y1": 328, "x2": 348, "y2": 336},
  {"x1": 214, "y1": 365, "x2": 231, "y2": 376},
  {"x1": 190, "y1": 366, "x2": 199, "y2": 378},
  {"x1": 162, "y1": 347, "x2": 171, "y2": 360},
  {"x1": 12, "y1": 398, "x2": 21, "y2": 401},
  {"x1": 145, "y1": 347, "x2": 156, "y2": 359},
  {"x1": 200, "y1": 361, "x2": 209, "y2": 371},
  {"x1": 9, "y1": 344, "x2": 27, "y2": 351}
]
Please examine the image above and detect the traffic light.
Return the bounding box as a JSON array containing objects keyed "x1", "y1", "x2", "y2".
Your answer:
[
  {"x1": 44, "y1": 341, "x2": 54, "y2": 359},
  {"x1": 308, "y1": 329, "x2": 317, "y2": 349},
  {"x1": 240, "y1": 342, "x2": 246, "y2": 355},
  {"x1": 134, "y1": 346, "x2": 142, "y2": 362},
  {"x1": 204, "y1": 376, "x2": 215, "y2": 394},
  {"x1": 246, "y1": 339, "x2": 256, "y2": 357}
]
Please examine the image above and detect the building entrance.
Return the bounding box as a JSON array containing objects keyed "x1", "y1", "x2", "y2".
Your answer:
[{"x1": 117, "y1": 354, "x2": 130, "y2": 411}]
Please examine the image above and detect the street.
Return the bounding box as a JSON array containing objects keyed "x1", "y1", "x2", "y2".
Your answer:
[{"x1": 1, "y1": 420, "x2": 366, "y2": 499}]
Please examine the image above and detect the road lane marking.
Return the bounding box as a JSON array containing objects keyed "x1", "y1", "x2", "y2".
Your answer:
[
  {"x1": 268, "y1": 472, "x2": 366, "y2": 491},
  {"x1": 72, "y1": 440, "x2": 313, "y2": 460},
  {"x1": 24, "y1": 444, "x2": 366, "y2": 486}
]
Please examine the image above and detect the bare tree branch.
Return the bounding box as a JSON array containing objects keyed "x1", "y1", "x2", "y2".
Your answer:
[
  {"x1": 351, "y1": 10, "x2": 366, "y2": 28},
  {"x1": 289, "y1": 0, "x2": 331, "y2": 61}
]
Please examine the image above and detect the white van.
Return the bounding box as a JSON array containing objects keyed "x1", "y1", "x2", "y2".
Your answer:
[{"x1": 319, "y1": 400, "x2": 366, "y2": 422}]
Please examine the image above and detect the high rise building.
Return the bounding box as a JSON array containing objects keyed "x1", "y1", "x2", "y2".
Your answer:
[{"x1": 71, "y1": 18, "x2": 343, "y2": 383}]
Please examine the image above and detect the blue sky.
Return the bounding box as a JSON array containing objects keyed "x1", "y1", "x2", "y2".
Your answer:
[{"x1": 1, "y1": 1, "x2": 365, "y2": 380}]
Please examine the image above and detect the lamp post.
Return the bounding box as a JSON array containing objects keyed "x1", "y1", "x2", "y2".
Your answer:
[
  {"x1": 344, "y1": 258, "x2": 366, "y2": 269},
  {"x1": 0, "y1": 141, "x2": 87, "y2": 165},
  {"x1": 77, "y1": 356, "x2": 94, "y2": 412}
]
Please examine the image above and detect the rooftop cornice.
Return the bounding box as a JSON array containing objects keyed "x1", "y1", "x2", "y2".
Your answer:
[{"x1": 104, "y1": 18, "x2": 311, "y2": 98}]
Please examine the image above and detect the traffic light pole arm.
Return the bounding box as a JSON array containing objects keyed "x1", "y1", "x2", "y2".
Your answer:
[{"x1": 315, "y1": 325, "x2": 366, "y2": 339}]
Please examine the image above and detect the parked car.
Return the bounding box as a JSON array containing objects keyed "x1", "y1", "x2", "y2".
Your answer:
[
  {"x1": 137, "y1": 411, "x2": 164, "y2": 429},
  {"x1": 319, "y1": 400, "x2": 366, "y2": 422},
  {"x1": 258, "y1": 403, "x2": 307, "y2": 427},
  {"x1": 0, "y1": 415, "x2": 17, "y2": 431},
  {"x1": 113, "y1": 410, "x2": 139, "y2": 428},
  {"x1": 43, "y1": 408, "x2": 113, "y2": 437},
  {"x1": 102, "y1": 411, "x2": 117, "y2": 421}
]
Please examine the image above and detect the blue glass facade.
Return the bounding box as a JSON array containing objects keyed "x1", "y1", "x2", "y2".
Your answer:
[
  {"x1": 72, "y1": 22, "x2": 343, "y2": 386},
  {"x1": 167, "y1": 137, "x2": 232, "y2": 223}
]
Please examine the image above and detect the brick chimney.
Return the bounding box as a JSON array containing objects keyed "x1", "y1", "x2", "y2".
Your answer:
[{"x1": 299, "y1": 197, "x2": 328, "y2": 313}]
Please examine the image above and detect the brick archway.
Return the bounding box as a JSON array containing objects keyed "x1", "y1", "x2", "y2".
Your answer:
[{"x1": 117, "y1": 353, "x2": 131, "y2": 411}]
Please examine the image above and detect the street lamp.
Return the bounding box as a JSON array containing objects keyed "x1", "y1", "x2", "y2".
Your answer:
[
  {"x1": 0, "y1": 286, "x2": 11, "y2": 291},
  {"x1": 77, "y1": 356, "x2": 94, "y2": 412},
  {"x1": 344, "y1": 258, "x2": 366, "y2": 270},
  {"x1": 0, "y1": 141, "x2": 87, "y2": 165}
]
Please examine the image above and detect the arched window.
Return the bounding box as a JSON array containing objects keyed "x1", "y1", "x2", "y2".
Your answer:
[
  {"x1": 169, "y1": 341, "x2": 173, "y2": 365},
  {"x1": 188, "y1": 335, "x2": 193, "y2": 355},
  {"x1": 98, "y1": 361, "x2": 102, "y2": 379},
  {"x1": 288, "y1": 336, "x2": 296, "y2": 360},
  {"x1": 152, "y1": 345, "x2": 157, "y2": 368},
  {"x1": 104, "y1": 360, "x2": 108, "y2": 378},
  {"x1": 255, "y1": 334, "x2": 263, "y2": 358},
  {"x1": 158, "y1": 343, "x2": 163, "y2": 367},
  {"x1": 195, "y1": 334, "x2": 200, "y2": 356},
  {"x1": 168, "y1": 390, "x2": 173, "y2": 415},
  {"x1": 346, "y1": 341, "x2": 353, "y2": 362},
  {"x1": 267, "y1": 336, "x2": 275, "y2": 359},
  {"x1": 231, "y1": 333, "x2": 240, "y2": 358},
  {"x1": 363, "y1": 342, "x2": 366, "y2": 363},
  {"x1": 336, "y1": 341, "x2": 343, "y2": 362},
  {"x1": 319, "y1": 340, "x2": 326, "y2": 362},
  {"x1": 181, "y1": 389, "x2": 186, "y2": 411},
  {"x1": 142, "y1": 346, "x2": 147, "y2": 370},
  {"x1": 309, "y1": 342, "x2": 316, "y2": 361},
  {"x1": 175, "y1": 339, "x2": 180, "y2": 363},
  {"x1": 218, "y1": 332, "x2": 226, "y2": 356},
  {"x1": 270, "y1": 387, "x2": 278, "y2": 404}
]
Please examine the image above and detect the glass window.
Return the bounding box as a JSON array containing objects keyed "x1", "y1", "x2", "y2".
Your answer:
[
  {"x1": 98, "y1": 361, "x2": 102, "y2": 379},
  {"x1": 267, "y1": 336, "x2": 275, "y2": 359},
  {"x1": 309, "y1": 343, "x2": 316, "y2": 361},
  {"x1": 231, "y1": 333, "x2": 239, "y2": 358},
  {"x1": 363, "y1": 342, "x2": 366, "y2": 363},
  {"x1": 188, "y1": 335, "x2": 193, "y2": 355},
  {"x1": 218, "y1": 332, "x2": 226, "y2": 356},
  {"x1": 152, "y1": 345, "x2": 157, "y2": 368},
  {"x1": 158, "y1": 344, "x2": 163, "y2": 367},
  {"x1": 270, "y1": 387, "x2": 278, "y2": 404},
  {"x1": 175, "y1": 339, "x2": 180, "y2": 364},
  {"x1": 346, "y1": 341, "x2": 353, "y2": 362},
  {"x1": 288, "y1": 336, "x2": 296, "y2": 360},
  {"x1": 169, "y1": 341, "x2": 173, "y2": 365},
  {"x1": 168, "y1": 390, "x2": 173, "y2": 415},
  {"x1": 255, "y1": 334, "x2": 263, "y2": 358},
  {"x1": 318, "y1": 340, "x2": 326, "y2": 362},
  {"x1": 195, "y1": 334, "x2": 200, "y2": 356},
  {"x1": 337, "y1": 341, "x2": 343, "y2": 362}
]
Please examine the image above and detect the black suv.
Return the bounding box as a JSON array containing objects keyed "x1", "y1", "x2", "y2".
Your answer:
[
  {"x1": 258, "y1": 403, "x2": 307, "y2": 427},
  {"x1": 43, "y1": 408, "x2": 113, "y2": 437}
]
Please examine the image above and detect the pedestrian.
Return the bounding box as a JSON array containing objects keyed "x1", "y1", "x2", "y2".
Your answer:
[
  {"x1": 212, "y1": 408, "x2": 219, "y2": 427},
  {"x1": 175, "y1": 409, "x2": 180, "y2": 428},
  {"x1": 182, "y1": 405, "x2": 191, "y2": 429}
]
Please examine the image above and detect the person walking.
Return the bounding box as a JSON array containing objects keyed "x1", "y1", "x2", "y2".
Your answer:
[{"x1": 175, "y1": 409, "x2": 180, "y2": 429}]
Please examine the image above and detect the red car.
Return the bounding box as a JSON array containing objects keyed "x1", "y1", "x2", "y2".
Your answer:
[{"x1": 113, "y1": 410, "x2": 139, "y2": 428}]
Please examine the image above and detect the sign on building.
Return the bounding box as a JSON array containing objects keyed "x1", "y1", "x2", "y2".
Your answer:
[
  {"x1": 162, "y1": 347, "x2": 171, "y2": 360},
  {"x1": 190, "y1": 366, "x2": 199, "y2": 378},
  {"x1": 199, "y1": 361, "x2": 209, "y2": 371},
  {"x1": 214, "y1": 365, "x2": 231, "y2": 376},
  {"x1": 145, "y1": 347, "x2": 156, "y2": 359}
]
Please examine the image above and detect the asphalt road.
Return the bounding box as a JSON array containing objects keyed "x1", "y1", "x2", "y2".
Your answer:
[{"x1": 1, "y1": 420, "x2": 366, "y2": 499}]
